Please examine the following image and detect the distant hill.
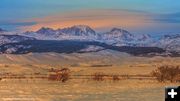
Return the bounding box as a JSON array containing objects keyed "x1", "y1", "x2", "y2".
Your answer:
[
  {"x1": 0, "y1": 25, "x2": 179, "y2": 56},
  {"x1": 0, "y1": 40, "x2": 171, "y2": 57}
]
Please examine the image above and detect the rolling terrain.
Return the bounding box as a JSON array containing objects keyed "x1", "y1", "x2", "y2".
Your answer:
[{"x1": 0, "y1": 26, "x2": 180, "y2": 101}]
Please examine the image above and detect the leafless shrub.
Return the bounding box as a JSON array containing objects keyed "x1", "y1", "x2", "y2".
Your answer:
[
  {"x1": 122, "y1": 74, "x2": 130, "y2": 79},
  {"x1": 48, "y1": 74, "x2": 58, "y2": 81},
  {"x1": 92, "y1": 72, "x2": 105, "y2": 81},
  {"x1": 48, "y1": 68, "x2": 70, "y2": 83},
  {"x1": 60, "y1": 72, "x2": 70, "y2": 83},
  {"x1": 174, "y1": 74, "x2": 180, "y2": 82},
  {"x1": 112, "y1": 75, "x2": 120, "y2": 81},
  {"x1": 151, "y1": 65, "x2": 180, "y2": 82}
]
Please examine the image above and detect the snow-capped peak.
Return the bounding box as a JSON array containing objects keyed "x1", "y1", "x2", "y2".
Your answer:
[
  {"x1": 60, "y1": 25, "x2": 96, "y2": 36},
  {"x1": 72, "y1": 25, "x2": 93, "y2": 31},
  {"x1": 36, "y1": 27, "x2": 56, "y2": 35},
  {"x1": 137, "y1": 34, "x2": 151, "y2": 41},
  {"x1": 23, "y1": 27, "x2": 57, "y2": 39},
  {"x1": 103, "y1": 28, "x2": 134, "y2": 41},
  {"x1": 108, "y1": 28, "x2": 133, "y2": 37},
  {"x1": 151, "y1": 34, "x2": 180, "y2": 53},
  {"x1": 110, "y1": 28, "x2": 130, "y2": 34}
]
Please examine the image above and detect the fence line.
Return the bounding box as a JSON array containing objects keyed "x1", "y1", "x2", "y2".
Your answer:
[{"x1": 0, "y1": 74, "x2": 156, "y2": 80}]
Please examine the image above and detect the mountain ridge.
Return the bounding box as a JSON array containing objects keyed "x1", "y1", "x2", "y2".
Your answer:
[{"x1": 0, "y1": 25, "x2": 180, "y2": 56}]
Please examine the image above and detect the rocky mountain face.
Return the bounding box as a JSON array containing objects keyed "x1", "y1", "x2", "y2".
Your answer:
[
  {"x1": 60, "y1": 25, "x2": 96, "y2": 36},
  {"x1": 36, "y1": 27, "x2": 57, "y2": 36},
  {"x1": 0, "y1": 34, "x2": 35, "y2": 45},
  {"x1": 0, "y1": 25, "x2": 179, "y2": 56},
  {"x1": 23, "y1": 25, "x2": 98, "y2": 40},
  {"x1": 103, "y1": 28, "x2": 134, "y2": 40},
  {"x1": 152, "y1": 34, "x2": 180, "y2": 53},
  {"x1": 0, "y1": 35, "x2": 36, "y2": 54}
]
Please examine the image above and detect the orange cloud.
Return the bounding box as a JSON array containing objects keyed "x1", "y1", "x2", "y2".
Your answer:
[{"x1": 20, "y1": 9, "x2": 154, "y2": 31}]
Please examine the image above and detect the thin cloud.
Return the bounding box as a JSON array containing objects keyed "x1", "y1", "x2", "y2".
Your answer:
[
  {"x1": 20, "y1": 9, "x2": 153, "y2": 31},
  {"x1": 153, "y1": 12, "x2": 180, "y2": 23},
  {"x1": 0, "y1": 21, "x2": 37, "y2": 26}
]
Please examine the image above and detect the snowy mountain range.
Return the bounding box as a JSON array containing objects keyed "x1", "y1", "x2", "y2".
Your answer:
[
  {"x1": 0, "y1": 25, "x2": 179, "y2": 56},
  {"x1": 0, "y1": 34, "x2": 35, "y2": 45},
  {"x1": 23, "y1": 25, "x2": 98, "y2": 40},
  {"x1": 151, "y1": 34, "x2": 180, "y2": 53}
]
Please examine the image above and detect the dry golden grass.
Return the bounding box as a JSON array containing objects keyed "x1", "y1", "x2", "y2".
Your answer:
[
  {"x1": 0, "y1": 54, "x2": 180, "y2": 101},
  {"x1": 0, "y1": 79, "x2": 179, "y2": 101}
]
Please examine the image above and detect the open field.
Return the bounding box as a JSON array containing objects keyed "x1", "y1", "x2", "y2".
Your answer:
[
  {"x1": 0, "y1": 52, "x2": 180, "y2": 101},
  {"x1": 0, "y1": 79, "x2": 179, "y2": 101}
]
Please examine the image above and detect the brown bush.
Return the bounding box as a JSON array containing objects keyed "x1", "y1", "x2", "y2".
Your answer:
[
  {"x1": 174, "y1": 74, "x2": 180, "y2": 82},
  {"x1": 48, "y1": 68, "x2": 70, "y2": 83},
  {"x1": 112, "y1": 75, "x2": 120, "y2": 81},
  {"x1": 151, "y1": 65, "x2": 180, "y2": 82},
  {"x1": 60, "y1": 72, "x2": 70, "y2": 83},
  {"x1": 122, "y1": 74, "x2": 130, "y2": 79},
  {"x1": 92, "y1": 72, "x2": 105, "y2": 81},
  {"x1": 48, "y1": 74, "x2": 58, "y2": 81}
]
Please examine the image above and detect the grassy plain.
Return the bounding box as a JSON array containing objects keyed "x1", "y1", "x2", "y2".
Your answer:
[{"x1": 0, "y1": 51, "x2": 180, "y2": 101}]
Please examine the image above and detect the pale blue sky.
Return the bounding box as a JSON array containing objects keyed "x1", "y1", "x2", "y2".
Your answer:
[{"x1": 0, "y1": 0, "x2": 180, "y2": 34}]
